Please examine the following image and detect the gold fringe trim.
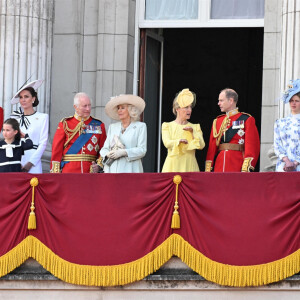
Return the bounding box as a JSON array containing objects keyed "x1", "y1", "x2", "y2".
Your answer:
[
  {"x1": 172, "y1": 234, "x2": 300, "y2": 287},
  {"x1": 0, "y1": 236, "x2": 174, "y2": 286},
  {"x1": 0, "y1": 235, "x2": 299, "y2": 287}
]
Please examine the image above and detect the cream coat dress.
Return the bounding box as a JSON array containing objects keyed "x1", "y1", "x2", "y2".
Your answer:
[{"x1": 100, "y1": 121, "x2": 147, "y2": 173}]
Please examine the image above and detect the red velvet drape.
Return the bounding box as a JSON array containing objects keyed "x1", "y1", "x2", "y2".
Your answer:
[{"x1": 0, "y1": 172, "x2": 299, "y2": 267}]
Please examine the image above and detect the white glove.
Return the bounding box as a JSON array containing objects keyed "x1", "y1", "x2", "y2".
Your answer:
[{"x1": 107, "y1": 149, "x2": 127, "y2": 159}]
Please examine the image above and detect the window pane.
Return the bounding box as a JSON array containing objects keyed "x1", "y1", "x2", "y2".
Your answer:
[
  {"x1": 145, "y1": 0, "x2": 198, "y2": 20},
  {"x1": 211, "y1": 0, "x2": 264, "y2": 19}
]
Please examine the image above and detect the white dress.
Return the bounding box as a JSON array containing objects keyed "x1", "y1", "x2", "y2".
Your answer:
[
  {"x1": 100, "y1": 121, "x2": 147, "y2": 173},
  {"x1": 274, "y1": 113, "x2": 300, "y2": 172},
  {"x1": 11, "y1": 110, "x2": 49, "y2": 173}
]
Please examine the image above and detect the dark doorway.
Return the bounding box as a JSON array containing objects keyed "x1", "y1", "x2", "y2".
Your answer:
[{"x1": 160, "y1": 28, "x2": 263, "y2": 171}]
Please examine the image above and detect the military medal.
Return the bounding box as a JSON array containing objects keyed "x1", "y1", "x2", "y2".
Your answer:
[
  {"x1": 232, "y1": 120, "x2": 245, "y2": 129},
  {"x1": 237, "y1": 129, "x2": 245, "y2": 137},
  {"x1": 85, "y1": 125, "x2": 102, "y2": 134},
  {"x1": 82, "y1": 123, "x2": 87, "y2": 134},
  {"x1": 91, "y1": 135, "x2": 97, "y2": 144},
  {"x1": 87, "y1": 143, "x2": 94, "y2": 151},
  {"x1": 96, "y1": 126, "x2": 102, "y2": 134}
]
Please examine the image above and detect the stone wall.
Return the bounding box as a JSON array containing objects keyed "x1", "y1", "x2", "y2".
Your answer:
[
  {"x1": 260, "y1": 0, "x2": 282, "y2": 171},
  {"x1": 261, "y1": 0, "x2": 300, "y2": 171},
  {"x1": 50, "y1": 0, "x2": 136, "y2": 142},
  {"x1": 1, "y1": 258, "x2": 299, "y2": 299}
]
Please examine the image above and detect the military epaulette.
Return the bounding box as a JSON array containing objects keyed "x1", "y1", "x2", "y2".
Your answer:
[
  {"x1": 241, "y1": 112, "x2": 252, "y2": 117},
  {"x1": 60, "y1": 115, "x2": 73, "y2": 122},
  {"x1": 90, "y1": 116, "x2": 103, "y2": 123},
  {"x1": 216, "y1": 114, "x2": 226, "y2": 119}
]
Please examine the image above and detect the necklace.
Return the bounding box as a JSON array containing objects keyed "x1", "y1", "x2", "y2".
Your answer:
[{"x1": 121, "y1": 122, "x2": 131, "y2": 134}]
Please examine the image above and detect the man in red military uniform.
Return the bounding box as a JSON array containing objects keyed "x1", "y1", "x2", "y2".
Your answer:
[
  {"x1": 50, "y1": 92, "x2": 106, "y2": 173},
  {"x1": 205, "y1": 88, "x2": 260, "y2": 172}
]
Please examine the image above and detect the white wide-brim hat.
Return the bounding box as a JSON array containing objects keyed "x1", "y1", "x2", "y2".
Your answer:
[
  {"x1": 11, "y1": 79, "x2": 44, "y2": 104},
  {"x1": 105, "y1": 94, "x2": 146, "y2": 120}
]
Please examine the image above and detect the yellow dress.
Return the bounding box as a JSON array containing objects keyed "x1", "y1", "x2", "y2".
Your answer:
[{"x1": 161, "y1": 121, "x2": 205, "y2": 172}]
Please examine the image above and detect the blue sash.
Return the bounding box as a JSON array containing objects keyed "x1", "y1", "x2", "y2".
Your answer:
[{"x1": 61, "y1": 119, "x2": 102, "y2": 168}]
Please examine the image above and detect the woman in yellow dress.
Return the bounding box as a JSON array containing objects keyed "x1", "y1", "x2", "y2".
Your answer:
[{"x1": 161, "y1": 88, "x2": 205, "y2": 172}]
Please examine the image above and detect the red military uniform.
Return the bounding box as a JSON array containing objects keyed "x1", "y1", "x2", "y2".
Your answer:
[
  {"x1": 50, "y1": 115, "x2": 106, "y2": 173},
  {"x1": 205, "y1": 109, "x2": 260, "y2": 172}
]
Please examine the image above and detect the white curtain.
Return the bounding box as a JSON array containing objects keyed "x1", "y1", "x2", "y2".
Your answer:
[
  {"x1": 145, "y1": 0, "x2": 198, "y2": 20},
  {"x1": 211, "y1": 0, "x2": 264, "y2": 19}
]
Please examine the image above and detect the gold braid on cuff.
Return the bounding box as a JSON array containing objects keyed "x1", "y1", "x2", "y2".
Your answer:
[
  {"x1": 242, "y1": 157, "x2": 254, "y2": 172},
  {"x1": 89, "y1": 157, "x2": 104, "y2": 173},
  {"x1": 205, "y1": 161, "x2": 212, "y2": 172},
  {"x1": 96, "y1": 157, "x2": 104, "y2": 168},
  {"x1": 50, "y1": 161, "x2": 61, "y2": 173}
]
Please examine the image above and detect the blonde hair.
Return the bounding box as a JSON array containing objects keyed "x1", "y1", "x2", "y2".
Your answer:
[{"x1": 127, "y1": 104, "x2": 142, "y2": 121}]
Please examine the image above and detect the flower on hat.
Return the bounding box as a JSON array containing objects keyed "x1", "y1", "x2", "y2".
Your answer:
[
  {"x1": 176, "y1": 88, "x2": 195, "y2": 108},
  {"x1": 282, "y1": 79, "x2": 300, "y2": 103}
]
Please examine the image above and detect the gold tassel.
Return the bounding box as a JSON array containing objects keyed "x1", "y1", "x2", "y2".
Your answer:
[
  {"x1": 28, "y1": 177, "x2": 39, "y2": 230},
  {"x1": 171, "y1": 175, "x2": 182, "y2": 229},
  {"x1": 171, "y1": 211, "x2": 180, "y2": 229}
]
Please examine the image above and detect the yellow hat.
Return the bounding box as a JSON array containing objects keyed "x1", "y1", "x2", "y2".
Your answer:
[{"x1": 176, "y1": 88, "x2": 195, "y2": 108}]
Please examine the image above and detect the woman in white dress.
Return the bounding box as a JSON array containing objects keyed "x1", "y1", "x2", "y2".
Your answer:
[
  {"x1": 274, "y1": 79, "x2": 300, "y2": 172},
  {"x1": 11, "y1": 80, "x2": 49, "y2": 173},
  {"x1": 100, "y1": 95, "x2": 147, "y2": 173}
]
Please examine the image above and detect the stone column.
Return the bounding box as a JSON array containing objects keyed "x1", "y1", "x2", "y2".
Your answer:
[
  {"x1": 0, "y1": 0, "x2": 54, "y2": 172},
  {"x1": 0, "y1": 0, "x2": 54, "y2": 118},
  {"x1": 50, "y1": 0, "x2": 136, "y2": 140},
  {"x1": 279, "y1": 0, "x2": 300, "y2": 117},
  {"x1": 94, "y1": 0, "x2": 136, "y2": 125},
  {"x1": 264, "y1": 0, "x2": 300, "y2": 170},
  {"x1": 260, "y1": 0, "x2": 282, "y2": 171}
]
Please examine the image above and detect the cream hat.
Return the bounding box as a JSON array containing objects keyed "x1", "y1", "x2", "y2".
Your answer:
[
  {"x1": 105, "y1": 94, "x2": 146, "y2": 120},
  {"x1": 11, "y1": 79, "x2": 44, "y2": 104}
]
